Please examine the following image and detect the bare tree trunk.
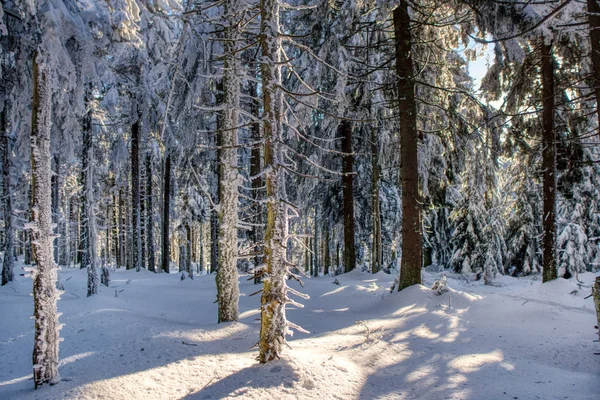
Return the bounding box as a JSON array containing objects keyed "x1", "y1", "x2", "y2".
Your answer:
[
  {"x1": 394, "y1": 1, "x2": 422, "y2": 291},
  {"x1": 541, "y1": 40, "x2": 557, "y2": 283},
  {"x1": 1, "y1": 106, "x2": 14, "y2": 285},
  {"x1": 314, "y1": 205, "x2": 319, "y2": 277},
  {"x1": 162, "y1": 152, "x2": 171, "y2": 273},
  {"x1": 131, "y1": 121, "x2": 141, "y2": 271},
  {"x1": 216, "y1": 1, "x2": 241, "y2": 322},
  {"x1": 31, "y1": 53, "x2": 60, "y2": 388},
  {"x1": 146, "y1": 153, "x2": 155, "y2": 272},
  {"x1": 593, "y1": 277, "x2": 600, "y2": 341},
  {"x1": 140, "y1": 152, "x2": 146, "y2": 270},
  {"x1": 340, "y1": 120, "x2": 356, "y2": 273},
  {"x1": 587, "y1": 0, "x2": 600, "y2": 136},
  {"x1": 324, "y1": 220, "x2": 330, "y2": 276},
  {"x1": 186, "y1": 223, "x2": 192, "y2": 273},
  {"x1": 249, "y1": 58, "x2": 263, "y2": 284},
  {"x1": 51, "y1": 155, "x2": 59, "y2": 264},
  {"x1": 371, "y1": 127, "x2": 382, "y2": 274},
  {"x1": 81, "y1": 90, "x2": 98, "y2": 296},
  {"x1": 259, "y1": 0, "x2": 300, "y2": 362},
  {"x1": 119, "y1": 188, "x2": 126, "y2": 267},
  {"x1": 25, "y1": 183, "x2": 33, "y2": 265}
]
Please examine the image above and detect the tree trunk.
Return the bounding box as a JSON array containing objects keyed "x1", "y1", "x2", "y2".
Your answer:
[
  {"x1": 186, "y1": 223, "x2": 192, "y2": 273},
  {"x1": 119, "y1": 188, "x2": 126, "y2": 267},
  {"x1": 162, "y1": 152, "x2": 171, "y2": 273},
  {"x1": 340, "y1": 120, "x2": 356, "y2": 273},
  {"x1": 81, "y1": 90, "x2": 98, "y2": 296},
  {"x1": 51, "y1": 155, "x2": 59, "y2": 264},
  {"x1": 314, "y1": 205, "x2": 319, "y2": 277},
  {"x1": 541, "y1": 40, "x2": 557, "y2": 283},
  {"x1": 324, "y1": 220, "x2": 330, "y2": 276},
  {"x1": 593, "y1": 277, "x2": 600, "y2": 341},
  {"x1": 216, "y1": 4, "x2": 241, "y2": 322},
  {"x1": 30, "y1": 53, "x2": 60, "y2": 389},
  {"x1": 259, "y1": 0, "x2": 298, "y2": 362},
  {"x1": 1, "y1": 106, "x2": 14, "y2": 285},
  {"x1": 25, "y1": 183, "x2": 33, "y2": 265},
  {"x1": 140, "y1": 152, "x2": 146, "y2": 270},
  {"x1": 249, "y1": 58, "x2": 263, "y2": 284},
  {"x1": 371, "y1": 127, "x2": 382, "y2": 274},
  {"x1": 146, "y1": 153, "x2": 155, "y2": 272},
  {"x1": 587, "y1": 0, "x2": 600, "y2": 136},
  {"x1": 131, "y1": 121, "x2": 141, "y2": 271},
  {"x1": 394, "y1": 1, "x2": 422, "y2": 291}
]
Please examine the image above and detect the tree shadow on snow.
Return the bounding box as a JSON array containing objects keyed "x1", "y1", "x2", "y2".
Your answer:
[{"x1": 182, "y1": 360, "x2": 299, "y2": 399}]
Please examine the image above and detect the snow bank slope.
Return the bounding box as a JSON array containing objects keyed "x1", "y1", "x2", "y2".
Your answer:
[{"x1": 0, "y1": 267, "x2": 598, "y2": 399}]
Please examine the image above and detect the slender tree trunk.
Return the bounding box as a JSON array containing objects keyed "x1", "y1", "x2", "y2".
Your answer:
[
  {"x1": 340, "y1": 120, "x2": 356, "y2": 273},
  {"x1": 1, "y1": 107, "x2": 14, "y2": 285},
  {"x1": 394, "y1": 1, "x2": 422, "y2": 291},
  {"x1": 314, "y1": 205, "x2": 319, "y2": 277},
  {"x1": 324, "y1": 220, "x2": 330, "y2": 276},
  {"x1": 216, "y1": 3, "x2": 241, "y2": 322},
  {"x1": 146, "y1": 153, "x2": 155, "y2": 272},
  {"x1": 541, "y1": 41, "x2": 557, "y2": 283},
  {"x1": 259, "y1": 0, "x2": 299, "y2": 362},
  {"x1": 186, "y1": 223, "x2": 192, "y2": 273},
  {"x1": 51, "y1": 155, "x2": 59, "y2": 264},
  {"x1": 162, "y1": 152, "x2": 171, "y2": 273},
  {"x1": 140, "y1": 155, "x2": 146, "y2": 270},
  {"x1": 25, "y1": 183, "x2": 33, "y2": 265},
  {"x1": 31, "y1": 53, "x2": 60, "y2": 389},
  {"x1": 587, "y1": 0, "x2": 600, "y2": 135},
  {"x1": 309, "y1": 237, "x2": 313, "y2": 276},
  {"x1": 131, "y1": 121, "x2": 141, "y2": 271},
  {"x1": 371, "y1": 127, "x2": 382, "y2": 274},
  {"x1": 81, "y1": 91, "x2": 98, "y2": 296},
  {"x1": 249, "y1": 58, "x2": 263, "y2": 284},
  {"x1": 211, "y1": 80, "x2": 223, "y2": 275},
  {"x1": 119, "y1": 188, "x2": 126, "y2": 267}
]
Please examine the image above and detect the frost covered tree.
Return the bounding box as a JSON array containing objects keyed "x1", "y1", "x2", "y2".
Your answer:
[
  {"x1": 30, "y1": 49, "x2": 61, "y2": 388},
  {"x1": 215, "y1": 0, "x2": 242, "y2": 322}
]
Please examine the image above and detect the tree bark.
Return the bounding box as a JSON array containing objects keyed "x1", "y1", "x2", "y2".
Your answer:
[
  {"x1": 593, "y1": 277, "x2": 600, "y2": 341},
  {"x1": 371, "y1": 126, "x2": 382, "y2": 274},
  {"x1": 394, "y1": 1, "x2": 422, "y2": 291},
  {"x1": 216, "y1": 3, "x2": 241, "y2": 322},
  {"x1": 30, "y1": 53, "x2": 60, "y2": 389},
  {"x1": 541, "y1": 40, "x2": 557, "y2": 283},
  {"x1": 51, "y1": 155, "x2": 59, "y2": 264},
  {"x1": 140, "y1": 151, "x2": 146, "y2": 270},
  {"x1": 162, "y1": 152, "x2": 171, "y2": 273},
  {"x1": 146, "y1": 153, "x2": 155, "y2": 272},
  {"x1": 587, "y1": 0, "x2": 600, "y2": 136},
  {"x1": 259, "y1": 0, "x2": 298, "y2": 362},
  {"x1": 340, "y1": 120, "x2": 356, "y2": 273},
  {"x1": 1, "y1": 106, "x2": 14, "y2": 285},
  {"x1": 324, "y1": 220, "x2": 330, "y2": 276},
  {"x1": 81, "y1": 90, "x2": 97, "y2": 296},
  {"x1": 314, "y1": 205, "x2": 319, "y2": 277},
  {"x1": 131, "y1": 121, "x2": 141, "y2": 271},
  {"x1": 249, "y1": 58, "x2": 263, "y2": 284}
]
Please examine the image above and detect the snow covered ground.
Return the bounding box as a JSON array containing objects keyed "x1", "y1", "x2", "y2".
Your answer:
[{"x1": 0, "y1": 264, "x2": 598, "y2": 399}]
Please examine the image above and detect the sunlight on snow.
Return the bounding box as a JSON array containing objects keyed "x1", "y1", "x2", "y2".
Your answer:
[
  {"x1": 0, "y1": 375, "x2": 30, "y2": 387},
  {"x1": 59, "y1": 351, "x2": 95, "y2": 367},
  {"x1": 238, "y1": 309, "x2": 260, "y2": 319},
  {"x1": 320, "y1": 286, "x2": 348, "y2": 297},
  {"x1": 448, "y1": 349, "x2": 512, "y2": 373},
  {"x1": 154, "y1": 323, "x2": 249, "y2": 343}
]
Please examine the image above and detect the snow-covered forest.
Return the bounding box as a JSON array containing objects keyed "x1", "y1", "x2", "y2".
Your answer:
[{"x1": 1, "y1": 0, "x2": 599, "y2": 398}]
